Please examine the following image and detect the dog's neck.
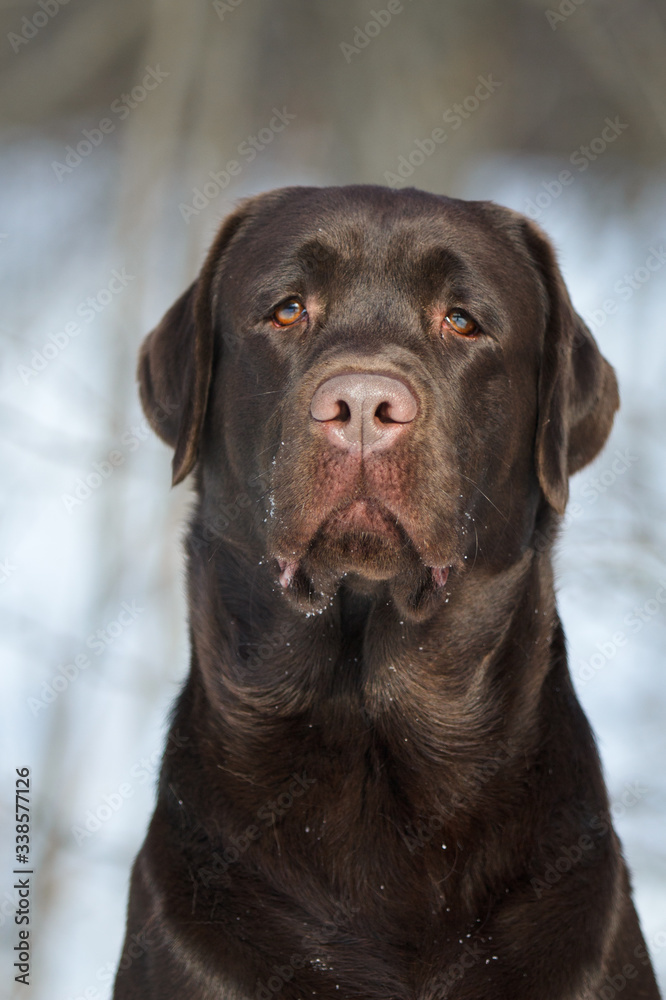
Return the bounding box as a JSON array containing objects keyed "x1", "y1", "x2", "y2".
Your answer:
[{"x1": 183, "y1": 506, "x2": 560, "y2": 795}]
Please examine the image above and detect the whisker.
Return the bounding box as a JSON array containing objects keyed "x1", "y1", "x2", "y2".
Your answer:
[
  {"x1": 236, "y1": 390, "x2": 284, "y2": 399},
  {"x1": 458, "y1": 472, "x2": 509, "y2": 522},
  {"x1": 472, "y1": 518, "x2": 479, "y2": 568}
]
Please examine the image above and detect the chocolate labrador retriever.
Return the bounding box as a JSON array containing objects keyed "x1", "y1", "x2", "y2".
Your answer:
[{"x1": 113, "y1": 186, "x2": 660, "y2": 999}]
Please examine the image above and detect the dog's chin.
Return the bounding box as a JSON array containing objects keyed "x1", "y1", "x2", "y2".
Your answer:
[
  {"x1": 304, "y1": 528, "x2": 405, "y2": 589},
  {"x1": 273, "y1": 503, "x2": 454, "y2": 620}
]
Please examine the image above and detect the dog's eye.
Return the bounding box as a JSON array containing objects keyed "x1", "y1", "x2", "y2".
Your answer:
[
  {"x1": 443, "y1": 309, "x2": 479, "y2": 338},
  {"x1": 272, "y1": 298, "x2": 306, "y2": 327}
]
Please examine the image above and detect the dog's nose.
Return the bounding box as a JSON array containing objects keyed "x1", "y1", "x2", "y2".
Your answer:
[{"x1": 310, "y1": 373, "x2": 417, "y2": 453}]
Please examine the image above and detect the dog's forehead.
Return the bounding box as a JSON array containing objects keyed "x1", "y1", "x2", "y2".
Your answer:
[{"x1": 221, "y1": 186, "x2": 526, "y2": 280}]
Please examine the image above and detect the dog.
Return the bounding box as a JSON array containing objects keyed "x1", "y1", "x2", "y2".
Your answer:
[{"x1": 113, "y1": 186, "x2": 661, "y2": 999}]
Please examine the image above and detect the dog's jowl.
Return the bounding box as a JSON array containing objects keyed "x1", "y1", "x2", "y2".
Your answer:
[{"x1": 113, "y1": 186, "x2": 661, "y2": 1000}]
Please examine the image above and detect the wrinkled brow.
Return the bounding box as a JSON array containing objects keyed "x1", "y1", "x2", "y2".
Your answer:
[
  {"x1": 248, "y1": 238, "x2": 352, "y2": 302},
  {"x1": 409, "y1": 245, "x2": 469, "y2": 292}
]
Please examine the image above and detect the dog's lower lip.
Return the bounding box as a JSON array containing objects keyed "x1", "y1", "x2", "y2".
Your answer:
[
  {"x1": 274, "y1": 503, "x2": 453, "y2": 593},
  {"x1": 276, "y1": 557, "x2": 452, "y2": 594}
]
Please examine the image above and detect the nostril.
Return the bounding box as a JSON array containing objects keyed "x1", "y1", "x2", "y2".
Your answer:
[
  {"x1": 336, "y1": 399, "x2": 351, "y2": 423},
  {"x1": 375, "y1": 401, "x2": 396, "y2": 424}
]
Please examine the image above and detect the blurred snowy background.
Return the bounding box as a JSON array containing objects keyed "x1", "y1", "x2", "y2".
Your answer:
[{"x1": 0, "y1": 1, "x2": 664, "y2": 997}]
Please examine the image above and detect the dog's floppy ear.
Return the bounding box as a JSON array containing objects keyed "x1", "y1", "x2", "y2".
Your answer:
[
  {"x1": 138, "y1": 205, "x2": 251, "y2": 485},
  {"x1": 138, "y1": 281, "x2": 202, "y2": 485},
  {"x1": 523, "y1": 220, "x2": 619, "y2": 515}
]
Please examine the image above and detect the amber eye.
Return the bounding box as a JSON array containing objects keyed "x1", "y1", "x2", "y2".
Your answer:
[
  {"x1": 443, "y1": 309, "x2": 479, "y2": 338},
  {"x1": 272, "y1": 298, "x2": 306, "y2": 327}
]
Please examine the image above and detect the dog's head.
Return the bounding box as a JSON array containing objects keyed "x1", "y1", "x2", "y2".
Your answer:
[{"x1": 138, "y1": 186, "x2": 618, "y2": 615}]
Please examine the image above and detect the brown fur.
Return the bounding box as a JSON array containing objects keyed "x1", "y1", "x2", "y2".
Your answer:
[{"x1": 113, "y1": 186, "x2": 660, "y2": 1000}]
